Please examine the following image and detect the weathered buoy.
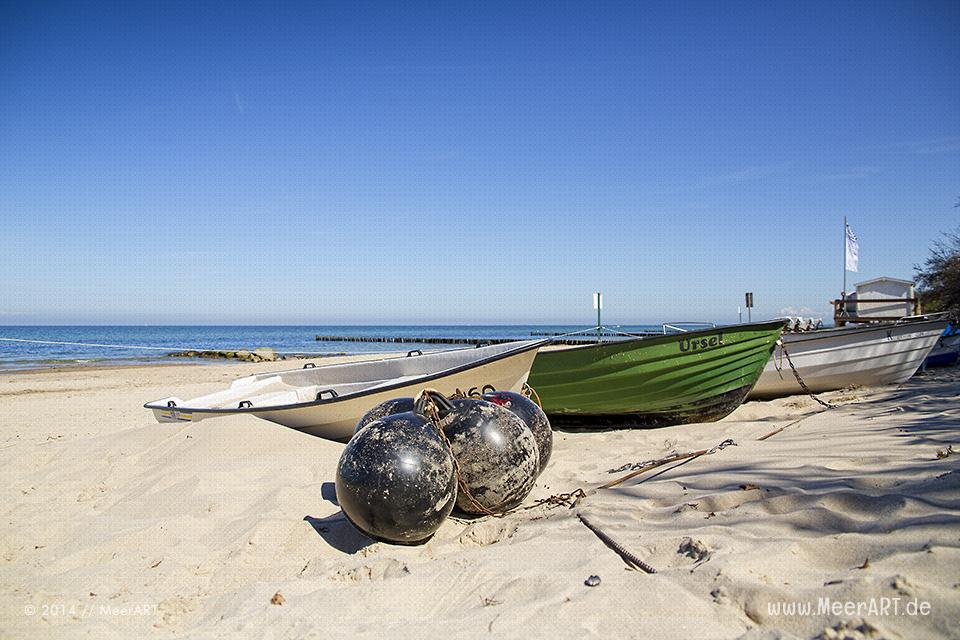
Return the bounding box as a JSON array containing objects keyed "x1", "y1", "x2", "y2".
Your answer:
[
  {"x1": 354, "y1": 397, "x2": 415, "y2": 434},
  {"x1": 336, "y1": 412, "x2": 457, "y2": 545},
  {"x1": 441, "y1": 398, "x2": 539, "y2": 515},
  {"x1": 482, "y1": 390, "x2": 553, "y2": 474}
]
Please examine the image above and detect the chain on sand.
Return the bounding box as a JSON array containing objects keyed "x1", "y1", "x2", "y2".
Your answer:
[
  {"x1": 607, "y1": 438, "x2": 736, "y2": 474},
  {"x1": 778, "y1": 339, "x2": 836, "y2": 409},
  {"x1": 416, "y1": 391, "x2": 740, "y2": 519}
]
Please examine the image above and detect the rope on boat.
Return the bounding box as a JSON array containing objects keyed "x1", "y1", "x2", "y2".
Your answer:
[
  {"x1": 541, "y1": 325, "x2": 647, "y2": 343},
  {"x1": 577, "y1": 514, "x2": 657, "y2": 573},
  {"x1": 596, "y1": 325, "x2": 654, "y2": 338},
  {"x1": 776, "y1": 339, "x2": 836, "y2": 409}
]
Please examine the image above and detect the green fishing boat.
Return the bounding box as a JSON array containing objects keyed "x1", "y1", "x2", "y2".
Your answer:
[{"x1": 527, "y1": 320, "x2": 785, "y2": 428}]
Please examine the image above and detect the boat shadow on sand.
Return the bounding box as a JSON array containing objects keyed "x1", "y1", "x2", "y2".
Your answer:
[
  {"x1": 621, "y1": 368, "x2": 960, "y2": 537},
  {"x1": 303, "y1": 482, "x2": 374, "y2": 554}
]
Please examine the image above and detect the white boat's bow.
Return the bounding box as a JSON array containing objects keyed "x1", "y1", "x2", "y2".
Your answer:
[
  {"x1": 145, "y1": 340, "x2": 545, "y2": 440},
  {"x1": 750, "y1": 319, "x2": 948, "y2": 399}
]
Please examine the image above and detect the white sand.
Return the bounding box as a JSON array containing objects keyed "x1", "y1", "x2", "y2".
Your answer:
[{"x1": 1, "y1": 360, "x2": 958, "y2": 639}]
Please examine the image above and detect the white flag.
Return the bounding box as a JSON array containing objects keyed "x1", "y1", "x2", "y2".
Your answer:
[{"x1": 845, "y1": 223, "x2": 859, "y2": 272}]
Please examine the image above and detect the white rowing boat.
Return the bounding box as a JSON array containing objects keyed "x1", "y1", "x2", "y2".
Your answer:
[
  {"x1": 146, "y1": 340, "x2": 543, "y2": 441},
  {"x1": 749, "y1": 319, "x2": 947, "y2": 399}
]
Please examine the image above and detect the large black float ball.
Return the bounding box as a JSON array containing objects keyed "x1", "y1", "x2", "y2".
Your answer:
[
  {"x1": 441, "y1": 398, "x2": 539, "y2": 515},
  {"x1": 354, "y1": 397, "x2": 415, "y2": 435},
  {"x1": 336, "y1": 412, "x2": 457, "y2": 545},
  {"x1": 482, "y1": 390, "x2": 553, "y2": 475}
]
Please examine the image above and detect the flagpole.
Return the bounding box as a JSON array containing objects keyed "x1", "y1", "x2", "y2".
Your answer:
[{"x1": 842, "y1": 216, "x2": 847, "y2": 302}]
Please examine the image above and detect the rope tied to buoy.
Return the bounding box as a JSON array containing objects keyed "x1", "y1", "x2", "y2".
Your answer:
[
  {"x1": 521, "y1": 382, "x2": 543, "y2": 409},
  {"x1": 414, "y1": 389, "x2": 510, "y2": 519}
]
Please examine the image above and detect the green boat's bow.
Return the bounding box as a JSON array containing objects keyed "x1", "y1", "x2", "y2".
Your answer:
[{"x1": 527, "y1": 320, "x2": 785, "y2": 428}]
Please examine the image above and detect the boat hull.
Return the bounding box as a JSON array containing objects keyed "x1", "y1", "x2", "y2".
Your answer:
[
  {"x1": 749, "y1": 319, "x2": 948, "y2": 399},
  {"x1": 147, "y1": 342, "x2": 541, "y2": 442},
  {"x1": 242, "y1": 350, "x2": 537, "y2": 440},
  {"x1": 527, "y1": 321, "x2": 785, "y2": 428},
  {"x1": 924, "y1": 331, "x2": 959, "y2": 368}
]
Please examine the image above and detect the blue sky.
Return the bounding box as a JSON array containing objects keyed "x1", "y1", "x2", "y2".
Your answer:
[{"x1": 1, "y1": 1, "x2": 958, "y2": 325}]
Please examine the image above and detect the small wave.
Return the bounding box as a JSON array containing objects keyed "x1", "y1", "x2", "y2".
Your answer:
[{"x1": 0, "y1": 355, "x2": 176, "y2": 372}]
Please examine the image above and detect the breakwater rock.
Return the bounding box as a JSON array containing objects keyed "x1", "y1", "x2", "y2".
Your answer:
[
  {"x1": 166, "y1": 348, "x2": 346, "y2": 362},
  {"x1": 315, "y1": 335, "x2": 519, "y2": 345},
  {"x1": 314, "y1": 335, "x2": 607, "y2": 346},
  {"x1": 167, "y1": 347, "x2": 306, "y2": 362}
]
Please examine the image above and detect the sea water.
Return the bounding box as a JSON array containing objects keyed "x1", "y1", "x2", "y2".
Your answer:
[{"x1": 0, "y1": 325, "x2": 666, "y2": 371}]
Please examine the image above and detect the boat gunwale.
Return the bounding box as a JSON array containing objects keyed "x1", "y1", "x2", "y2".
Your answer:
[
  {"x1": 144, "y1": 339, "x2": 545, "y2": 415},
  {"x1": 778, "y1": 318, "x2": 949, "y2": 345},
  {"x1": 535, "y1": 319, "x2": 788, "y2": 355}
]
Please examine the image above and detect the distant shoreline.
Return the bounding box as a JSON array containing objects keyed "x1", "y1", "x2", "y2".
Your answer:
[{"x1": 0, "y1": 324, "x2": 666, "y2": 372}]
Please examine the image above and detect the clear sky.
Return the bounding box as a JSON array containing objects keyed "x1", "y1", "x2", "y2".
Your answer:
[{"x1": 2, "y1": 1, "x2": 958, "y2": 325}]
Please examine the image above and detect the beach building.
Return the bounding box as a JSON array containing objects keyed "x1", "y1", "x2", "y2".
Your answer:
[{"x1": 835, "y1": 277, "x2": 919, "y2": 325}]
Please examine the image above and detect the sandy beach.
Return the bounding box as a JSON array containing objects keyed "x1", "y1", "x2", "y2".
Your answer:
[{"x1": 1, "y1": 359, "x2": 958, "y2": 639}]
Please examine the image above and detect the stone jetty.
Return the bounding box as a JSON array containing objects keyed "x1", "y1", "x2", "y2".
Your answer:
[
  {"x1": 313, "y1": 335, "x2": 614, "y2": 346},
  {"x1": 166, "y1": 348, "x2": 346, "y2": 362}
]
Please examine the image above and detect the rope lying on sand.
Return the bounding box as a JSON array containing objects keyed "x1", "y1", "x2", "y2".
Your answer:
[
  {"x1": 756, "y1": 410, "x2": 828, "y2": 441},
  {"x1": 489, "y1": 437, "x2": 742, "y2": 515},
  {"x1": 448, "y1": 394, "x2": 837, "y2": 578},
  {"x1": 511, "y1": 406, "x2": 831, "y2": 516}
]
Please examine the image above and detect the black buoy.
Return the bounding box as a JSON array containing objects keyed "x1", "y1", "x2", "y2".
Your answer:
[
  {"x1": 482, "y1": 390, "x2": 553, "y2": 474},
  {"x1": 441, "y1": 398, "x2": 539, "y2": 515},
  {"x1": 354, "y1": 397, "x2": 415, "y2": 434},
  {"x1": 336, "y1": 412, "x2": 457, "y2": 545}
]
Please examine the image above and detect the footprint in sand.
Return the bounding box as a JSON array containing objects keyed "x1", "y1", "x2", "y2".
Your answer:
[
  {"x1": 694, "y1": 487, "x2": 770, "y2": 513},
  {"x1": 329, "y1": 558, "x2": 410, "y2": 583},
  {"x1": 458, "y1": 520, "x2": 519, "y2": 547},
  {"x1": 154, "y1": 596, "x2": 194, "y2": 629}
]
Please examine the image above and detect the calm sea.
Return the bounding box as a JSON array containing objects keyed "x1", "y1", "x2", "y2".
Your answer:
[{"x1": 0, "y1": 325, "x2": 667, "y2": 371}]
